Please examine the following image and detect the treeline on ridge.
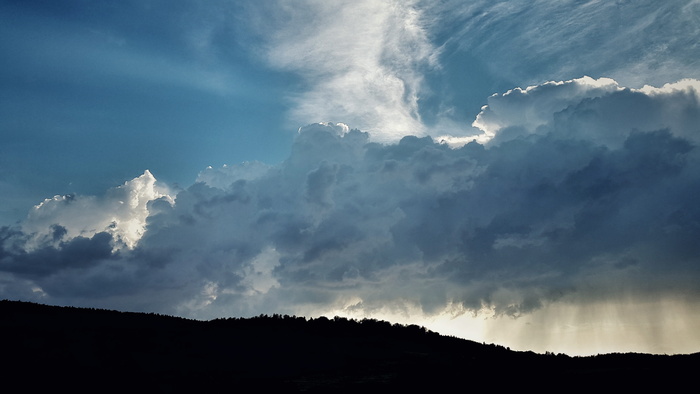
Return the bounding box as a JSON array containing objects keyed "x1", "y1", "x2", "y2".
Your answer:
[{"x1": 1, "y1": 300, "x2": 698, "y2": 391}]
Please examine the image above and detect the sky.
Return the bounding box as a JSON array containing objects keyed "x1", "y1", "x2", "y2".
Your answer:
[{"x1": 2, "y1": 0, "x2": 700, "y2": 356}]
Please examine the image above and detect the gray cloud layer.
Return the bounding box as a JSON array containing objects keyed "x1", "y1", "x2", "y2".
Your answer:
[{"x1": 2, "y1": 78, "x2": 699, "y2": 324}]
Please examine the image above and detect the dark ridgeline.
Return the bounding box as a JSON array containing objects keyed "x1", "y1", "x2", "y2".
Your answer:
[{"x1": 1, "y1": 300, "x2": 697, "y2": 392}]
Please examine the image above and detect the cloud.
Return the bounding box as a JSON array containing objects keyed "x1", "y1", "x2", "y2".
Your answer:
[
  {"x1": 471, "y1": 76, "x2": 622, "y2": 143},
  {"x1": 0, "y1": 229, "x2": 114, "y2": 279},
  {"x1": 3, "y1": 1, "x2": 700, "y2": 354},
  {"x1": 196, "y1": 161, "x2": 271, "y2": 190},
  {"x1": 245, "y1": 0, "x2": 438, "y2": 141},
  {"x1": 235, "y1": 0, "x2": 700, "y2": 146},
  {"x1": 3, "y1": 77, "x2": 700, "y2": 329},
  {"x1": 20, "y1": 170, "x2": 172, "y2": 251},
  {"x1": 427, "y1": 0, "x2": 700, "y2": 88},
  {"x1": 470, "y1": 77, "x2": 700, "y2": 148},
  {"x1": 0, "y1": 75, "x2": 699, "y2": 357}
]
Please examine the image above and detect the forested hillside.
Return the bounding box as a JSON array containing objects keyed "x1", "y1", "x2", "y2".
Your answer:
[{"x1": 1, "y1": 300, "x2": 697, "y2": 392}]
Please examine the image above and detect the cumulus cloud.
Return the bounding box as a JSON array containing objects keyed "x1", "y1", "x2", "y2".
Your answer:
[
  {"x1": 473, "y1": 77, "x2": 700, "y2": 148},
  {"x1": 471, "y1": 76, "x2": 622, "y2": 143},
  {"x1": 20, "y1": 170, "x2": 172, "y2": 250},
  {"x1": 2, "y1": 78, "x2": 700, "y2": 332}
]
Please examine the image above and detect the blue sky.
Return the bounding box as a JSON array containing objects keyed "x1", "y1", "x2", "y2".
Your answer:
[
  {"x1": 1, "y1": 0, "x2": 299, "y2": 219},
  {"x1": 2, "y1": 0, "x2": 700, "y2": 356}
]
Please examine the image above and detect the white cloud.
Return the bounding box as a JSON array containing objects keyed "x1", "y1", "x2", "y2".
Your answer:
[
  {"x1": 249, "y1": 0, "x2": 438, "y2": 141},
  {"x1": 240, "y1": 0, "x2": 700, "y2": 146},
  {"x1": 471, "y1": 76, "x2": 700, "y2": 148},
  {"x1": 21, "y1": 170, "x2": 173, "y2": 250},
  {"x1": 471, "y1": 76, "x2": 621, "y2": 144}
]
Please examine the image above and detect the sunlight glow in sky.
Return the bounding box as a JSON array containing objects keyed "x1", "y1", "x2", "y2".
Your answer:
[{"x1": 2, "y1": 0, "x2": 700, "y2": 356}]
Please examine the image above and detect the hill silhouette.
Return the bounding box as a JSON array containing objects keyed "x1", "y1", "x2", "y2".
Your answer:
[{"x1": 1, "y1": 300, "x2": 697, "y2": 392}]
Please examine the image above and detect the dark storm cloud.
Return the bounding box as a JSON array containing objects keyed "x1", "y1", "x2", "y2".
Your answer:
[
  {"x1": 1, "y1": 78, "x2": 700, "y2": 321},
  {"x1": 131, "y1": 79, "x2": 700, "y2": 318},
  {"x1": 0, "y1": 227, "x2": 114, "y2": 278}
]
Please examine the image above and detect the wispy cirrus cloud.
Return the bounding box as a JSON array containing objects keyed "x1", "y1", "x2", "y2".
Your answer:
[
  {"x1": 243, "y1": 0, "x2": 438, "y2": 141},
  {"x1": 427, "y1": 0, "x2": 700, "y2": 88}
]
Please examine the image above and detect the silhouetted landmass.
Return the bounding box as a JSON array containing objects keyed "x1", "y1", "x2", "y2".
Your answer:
[{"x1": 1, "y1": 300, "x2": 697, "y2": 392}]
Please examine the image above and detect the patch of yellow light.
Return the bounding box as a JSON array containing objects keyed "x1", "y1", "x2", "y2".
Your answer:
[
  {"x1": 319, "y1": 296, "x2": 700, "y2": 356},
  {"x1": 437, "y1": 296, "x2": 700, "y2": 356}
]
